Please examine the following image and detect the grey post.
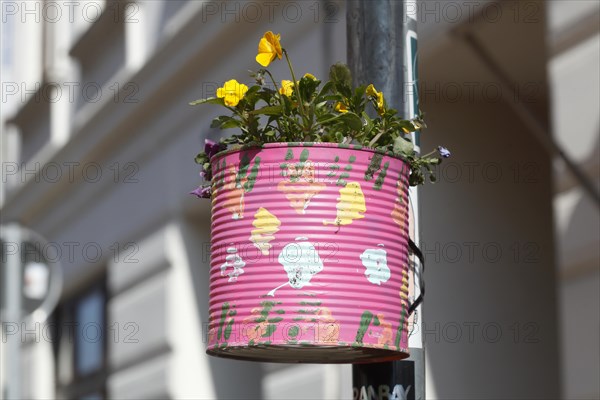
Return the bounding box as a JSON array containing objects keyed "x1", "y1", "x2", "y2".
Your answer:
[{"x1": 348, "y1": 1, "x2": 425, "y2": 398}]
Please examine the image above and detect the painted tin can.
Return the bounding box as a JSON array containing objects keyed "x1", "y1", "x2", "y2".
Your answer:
[{"x1": 207, "y1": 143, "x2": 412, "y2": 363}]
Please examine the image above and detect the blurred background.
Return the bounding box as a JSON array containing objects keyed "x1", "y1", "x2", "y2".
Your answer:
[{"x1": 1, "y1": 0, "x2": 598, "y2": 399}]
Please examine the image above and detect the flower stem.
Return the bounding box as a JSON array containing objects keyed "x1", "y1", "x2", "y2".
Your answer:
[
  {"x1": 263, "y1": 69, "x2": 279, "y2": 94},
  {"x1": 283, "y1": 49, "x2": 309, "y2": 130},
  {"x1": 368, "y1": 131, "x2": 384, "y2": 148},
  {"x1": 262, "y1": 69, "x2": 286, "y2": 135}
]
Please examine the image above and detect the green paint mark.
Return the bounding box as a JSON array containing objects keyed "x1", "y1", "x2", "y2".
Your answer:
[
  {"x1": 220, "y1": 342, "x2": 228, "y2": 348},
  {"x1": 224, "y1": 319, "x2": 234, "y2": 340},
  {"x1": 268, "y1": 317, "x2": 283, "y2": 323},
  {"x1": 217, "y1": 302, "x2": 230, "y2": 341},
  {"x1": 274, "y1": 309, "x2": 285, "y2": 314},
  {"x1": 292, "y1": 317, "x2": 305, "y2": 321},
  {"x1": 249, "y1": 339, "x2": 255, "y2": 346},
  {"x1": 344, "y1": 164, "x2": 353, "y2": 171},
  {"x1": 338, "y1": 143, "x2": 350, "y2": 149},
  {"x1": 349, "y1": 155, "x2": 356, "y2": 163},
  {"x1": 228, "y1": 310, "x2": 237, "y2": 316},
  {"x1": 260, "y1": 301, "x2": 275, "y2": 313},
  {"x1": 298, "y1": 308, "x2": 319, "y2": 314},
  {"x1": 285, "y1": 149, "x2": 294, "y2": 160},
  {"x1": 215, "y1": 159, "x2": 227, "y2": 188},
  {"x1": 287, "y1": 339, "x2": 298, "y2": 344},
  {"x1": 353, "y1": 145, "x2": 363, "y2": 150},
  {"x1": 244, "y1": 157, "x2": 261, "y2": 192},
  {"x1": 334, "y1": 156, "x2": 340, "y2": 162},
  {"x1": 262, "y1": 324, "x2": 277, "y2": 338},
  {"x1": 303, "y1": 142, "x2": 314, "y2": 147},
  {"x1": 365, "y1": 153, "x2": 383, "y2": 181},
  {"x1": 336, "y1": 172, "x2": 350, "y2": 186},
  {"x1": 373, "y1": 315, "x2": 381, "y2": 326},
  {"x1": 373, "y1": 161, "x2": 390, "y2": 191},
  {"x1": 299, "y1": 301, "x2": 322, "y2": 306},
  {"x1": 254, "y1": 317, "x2": 266, "y2": 323},
  {"x1": 236, "y1": 153, "x2": 250, "y2": 187},
  {"x1": 264, "y1": 341, "x2": 272, "y2": 345},
  {"x1": 395, "y1": 307, "x2": 406, "y2": 349},
  {"x1": 300, "y1": 341, "x2": 312, "y2": 346},
  {"x1": 355, "y1": 310, "x2": 374, "y2": 344},
  {"x1": 288, "y1": 326, "x2": 299, "y2": 338}
]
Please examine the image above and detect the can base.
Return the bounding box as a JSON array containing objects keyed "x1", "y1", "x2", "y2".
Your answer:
[{"x1": 206, "y1": 344, "x2": 410, "y2": 364}]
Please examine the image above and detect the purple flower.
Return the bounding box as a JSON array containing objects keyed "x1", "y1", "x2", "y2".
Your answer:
[
  {"x1": 437, "y1": 146, "x2": 451, "y2": 158},
  {"x1": 190, "y1": 186, "x2": 211, "y2": 199},
  {"x1": 205, "y1": 139, "x2": 223, "y2": 159}
]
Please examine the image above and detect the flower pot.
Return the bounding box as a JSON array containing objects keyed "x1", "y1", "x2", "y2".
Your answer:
[{"x1": 207, "y1": 142, "x2": 415, "y2": 363}]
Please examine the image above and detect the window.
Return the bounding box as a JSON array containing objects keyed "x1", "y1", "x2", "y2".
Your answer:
[{"x1": 52, "y1": 276, "x2": 107, "y2": 399}]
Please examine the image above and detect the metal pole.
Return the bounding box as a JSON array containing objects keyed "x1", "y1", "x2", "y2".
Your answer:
[{"x1": 349, "y1": 1, "x2": 425, "y2": 399}]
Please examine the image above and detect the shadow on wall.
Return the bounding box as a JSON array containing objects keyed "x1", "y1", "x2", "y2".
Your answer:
[{"x1": 181, "y1": 215, "x2": 263, "y2": 399}]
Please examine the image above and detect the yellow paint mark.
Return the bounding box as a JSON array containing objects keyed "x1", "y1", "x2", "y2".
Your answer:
[
  {"x1": 323, "y1": 181, "x2": 366, "y2": 226},
  {"x1": 249, "y1": 207, "x2": 281, "y2": 255}
]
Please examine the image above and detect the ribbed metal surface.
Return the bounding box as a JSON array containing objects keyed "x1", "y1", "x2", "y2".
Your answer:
[{"x1": 207, "y1": 143, "x2": 411, "y2": 363}]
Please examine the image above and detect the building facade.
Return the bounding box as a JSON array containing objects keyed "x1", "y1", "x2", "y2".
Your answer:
[{"x1": 1, "y1": 1, "x2": 597, "y2": 399}]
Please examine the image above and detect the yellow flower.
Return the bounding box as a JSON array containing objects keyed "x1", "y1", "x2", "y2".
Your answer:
[
  {"x1": 366, "y1": 84, "x2": 385, "y2": 114},
  {"x1": 376, "y1": 92, "x2": 385, "y2": 115},
  {"x1": 256, "y1": 31, "x2": 282, "y2": 67},
  {"x1": 334, "y1": 102, "x2": 348, "y2": 113},
  {"x1": 216, "y1": 79, "x2": 249, "y2": 107},
  {"x1": 279, "y1": 80, "x2": 294, "y2": 97},
  {"x1": 366, "y1": 84, "x2": 378, "y2": 97},
  {"x1": 303, "y1": 73, "x2": 317, "y2": 80}
]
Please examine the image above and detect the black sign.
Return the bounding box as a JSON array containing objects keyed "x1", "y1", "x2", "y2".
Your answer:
[{"x1": 352, "y1": 361, "x2": 415, "y2": 400}]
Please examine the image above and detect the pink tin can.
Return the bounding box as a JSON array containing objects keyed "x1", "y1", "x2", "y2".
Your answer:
[{"x1": 207, "y1": 143, "x2": 413, "y2": 363}]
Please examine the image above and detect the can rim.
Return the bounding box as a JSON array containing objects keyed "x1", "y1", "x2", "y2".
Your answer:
[{"x1": 211, "y1": 142, "x2": 411, "y2": 165}]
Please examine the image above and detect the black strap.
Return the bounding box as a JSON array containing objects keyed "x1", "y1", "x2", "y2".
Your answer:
[{"x1": 407, "y1": 238, "x2": 425, "y2": 316}]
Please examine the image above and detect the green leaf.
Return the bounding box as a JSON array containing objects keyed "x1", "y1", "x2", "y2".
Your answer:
[
  {"x1": 299, "y1": 75, "x2": 321, "y2": 103},
  {"x1": 251, "y1": 105, "x2": 283, "y2": 116},
  {"x1": 189, "y1": 97, "x2": 224, "y2": 106},
  {"x1": 245, "y1": 85, "x2": 261, "y2": 97},
  {"x1": 393, "y1": 137, "x2": 414, "y2": 155},
  {"x1": 338, "y1": 112, "x2": 363, "y2": 131},
  {"x1": 329, "y1": 63, "x2": 352, "y2": 87},
  {"x1": 211, "y1": 116, "x2": 241, "y2": 129},
  {"x1": 316, "y1": 81, "x2": 336, "y2": 100},
  {"x1": 195, "y1": 153, "x2": 208, "y2": 164}
]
